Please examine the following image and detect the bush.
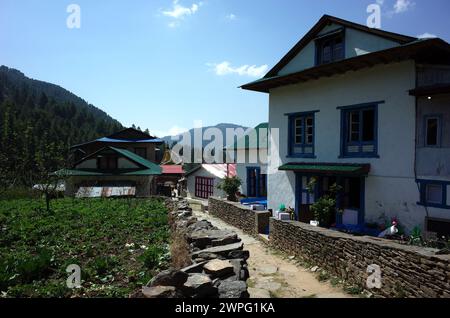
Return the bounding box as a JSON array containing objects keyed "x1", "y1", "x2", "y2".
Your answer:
[{"x1": 217, "y1": 176, "x2": 242, "y2": 202}]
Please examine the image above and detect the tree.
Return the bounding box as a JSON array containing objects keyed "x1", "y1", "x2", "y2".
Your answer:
[
  {"x1": 217, "y1": 176, "x2": 242, "y2": 202},
  {"x1": 34, "y1": 138, "x2": 68, "y2": 211},
  {"x1": 38, "y1": 92, "x2": 48, "y2": 107}
]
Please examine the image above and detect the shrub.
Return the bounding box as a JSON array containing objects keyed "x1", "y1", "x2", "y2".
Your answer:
[{"x1": 217, "y1": 176, "x2": 242, "y2": 202}]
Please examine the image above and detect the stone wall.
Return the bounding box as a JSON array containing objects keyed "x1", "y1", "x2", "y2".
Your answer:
[
  {"x1": 142, "y1": 199, "x2": 250, "y2": 298},
  {"x1": 209, "y1": 197, "x2": 271, "y2": 237},
  {"x1": 269, "y1": 218, "x2": 450, "y2": 298}
]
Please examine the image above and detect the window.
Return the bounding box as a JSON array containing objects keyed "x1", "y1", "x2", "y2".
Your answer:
[
  {"x1": 246, "y1": 167, "x2": 267, "y2": 198},
  {"x1": 195, "y1": 177, "x2": 214, "y2": 199},
  {"x1": 341, "y1": 104, "x2": 378, "y2": 158},
  {"x1": 316, "y1": 32, "x2": 344, "y2": 65},
  {"x1": 97, "y1": 156, "x2": 118, "y2": 170},
  {"x1": 418, "y1": 180, "x2": 450, "y2": 209},
  {"x1": 425, "y1": 116, "x2": 441, "y2": 147},
  {"x1": 288, "y1": 112, "x2": 316, "y2": 157},
  {"x1": 134, "y1": 147, "x2": 147, "y2": 159}
]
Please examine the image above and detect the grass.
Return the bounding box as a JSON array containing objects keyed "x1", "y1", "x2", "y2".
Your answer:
[{"x1": 0, "y1": 197, "x2": 170, "y2": 298}]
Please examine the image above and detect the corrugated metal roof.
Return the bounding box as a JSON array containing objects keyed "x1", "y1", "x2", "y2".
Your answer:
[
  {"x1": 161, "y1": 165, "x2": 184, "y2": 174},
  {"x1": 76, "y1": 186, "x2": 136, "y2": 198}
]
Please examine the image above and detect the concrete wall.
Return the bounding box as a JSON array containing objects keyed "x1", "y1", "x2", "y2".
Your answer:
[
  {"x1": 268, "y1": 61, "x2": 429, "y2": 231},
  {"x1": 233, "y1": 148, "x2": 268, "y2": 197},
  {"x1": 269, "y1": 218, "x2": 450, "y2": 298},
  {"x1": 209, "y1": 197, "x2": 271, "y2": 236},
  {"x1": 279, "y1": 24, "x2": 399, "y2": 75},
  {"x1": 186, "y1": 168, "x2": 226, "y2": 200}
]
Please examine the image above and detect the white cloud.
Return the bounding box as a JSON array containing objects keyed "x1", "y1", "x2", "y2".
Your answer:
[
  {"x1": 209, "y1": 61, "x2": 268, "y2": 78},
  {"x1": 226, "y1": 13, "x2": 237, "y2": 20},
  {"x1": 417, "y1": 32, "x2": 437, "y2": 39},
  {"x1": 376, "y1": 0, "x2": 385, "y2": 5},
  {"x1": 393, "y1": 0, "x2": 414, "y2": 13},
  {"x1": 163, "y1": 0, "x2": 201, "y2": 19}
]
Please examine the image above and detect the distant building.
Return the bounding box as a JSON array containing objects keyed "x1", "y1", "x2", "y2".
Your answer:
[
  {"x1": 183, "y1": 164, "x2": 237, "y2": 200},
  {"x1": 225, "y1": 123, "x2": 268, "y2": 199},
  {"x1": 64, "y1": 128, "x2": 165, "y2": 197}
]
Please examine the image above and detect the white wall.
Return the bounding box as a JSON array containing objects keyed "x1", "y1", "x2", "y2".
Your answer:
[
  {"x1": 186, "y1": 168, "x2": 227, "y2": 200},
  {"x1": 278, "y1": 24, "x2": 400, "y2": 76},
  {"x1": 267, "y1": 60, "x2": 433, "y2": 232}
]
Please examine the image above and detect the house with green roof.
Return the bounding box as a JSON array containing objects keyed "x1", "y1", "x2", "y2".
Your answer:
[
  {"x1": 225, "y1": 123, "x2": 269, "y2": 199},
  {"x1": 241, "y1": 15, "x2": 450, "y2": 235},
  {"x1": 64, "y1": 129, "x2": 164, "y2": 197}
]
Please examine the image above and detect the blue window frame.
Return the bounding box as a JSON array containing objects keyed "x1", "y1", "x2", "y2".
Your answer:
[
  {"x1": 246, "y1": 167, "x2": 267, "y2": 198},
  {"x1": 417, "y1": 179, "x2": 450, "y2": 209},
  {"x1": 286, "y1": 111, "x2": 318, "y2": 158},
  {"x1": 315, "y1": 28, "x2": 345, "y2": 65},
  {"x1": 424, "y1": 115, "x2": 442, "y2": 147},
  {"x1": 339, "y1": 102, "x2": 382, "y2": 158}
]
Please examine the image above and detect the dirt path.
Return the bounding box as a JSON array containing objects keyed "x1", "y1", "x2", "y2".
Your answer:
[{"x1": 192, "y1": 208, "x2": 352, "y2": 298}]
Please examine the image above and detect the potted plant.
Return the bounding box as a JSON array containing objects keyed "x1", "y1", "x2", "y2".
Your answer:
[
  {"x1": 217, "y1": 176, "x2": 242, "y2": 202},
  {"x1": 307, "y1": 178, "x2": 342, "y2": 228}
]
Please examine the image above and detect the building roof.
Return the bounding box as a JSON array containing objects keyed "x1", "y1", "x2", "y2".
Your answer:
[
  {"x1": 71, "y1": 128, "x2": 163, "y2": 149},
  {"x1": 225, "y1": 123, "x2": 269, "y2": 150},
  {"x1": 161, "y1": 165, "x2": 184, "y2": 175},
  {"x1": 264, "y1": 15, "x2": 416, "y2": 79},
  {"x1": 62, "y1": 146, "x2": 162, "y2": 176},
  {"x1": 279, "y1": 163, "x2": 370, "y2": 176},
  {"x1": 242, "y1": 38, "x2": 450, "y2": 93},
  {"x1": 185, "y1": 164, "x2": 237, "y2": 179}
]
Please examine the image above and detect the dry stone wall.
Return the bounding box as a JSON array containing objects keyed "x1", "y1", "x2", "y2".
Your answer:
[
  {"x1": 208, "y1": 197, "x2": 271, "y2": 237},
  {"x1": 269, "y1": 218, "x2": 450, "y2": 298}
]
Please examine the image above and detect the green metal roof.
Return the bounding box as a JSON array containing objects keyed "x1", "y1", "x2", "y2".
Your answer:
[
  {"x1": 225, "y1": 123, "x2": 269, "y2": 150},
  {"x1": 55, "y1": 168, "x2": 161, "y2": 177},
  {"x1": 109, "y1": 147, "x2": 161, "y2": 172},
  {"x1": 60, "y1": 146, "x2": 162, "y2": 177},
  {"x1": 279, "y1": 163, "x2": 370, "y2": 176}
]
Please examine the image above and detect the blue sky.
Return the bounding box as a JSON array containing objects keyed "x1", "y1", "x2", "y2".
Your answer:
[{"x1": 1, "y1": 0, "x2": 449, "y2": 137}]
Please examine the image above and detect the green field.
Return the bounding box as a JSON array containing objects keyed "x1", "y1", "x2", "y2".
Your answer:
[{"x1": 0, "y1": 198, "x2": 170, "y2": 298}]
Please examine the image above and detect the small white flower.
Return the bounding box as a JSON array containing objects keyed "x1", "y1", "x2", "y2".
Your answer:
[
  {"x1": 125, "y1": 243, "x2": 135, "y2": 248},
  {"x1": 140, "y1": 245, "x2": 148, "y2": 250}
]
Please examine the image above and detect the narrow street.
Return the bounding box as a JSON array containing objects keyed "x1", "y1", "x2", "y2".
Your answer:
[{"x1": 191, "y1": 207, "x2": 352, "y2": 298}]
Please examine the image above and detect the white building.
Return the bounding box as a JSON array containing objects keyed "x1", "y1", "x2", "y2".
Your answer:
[
  {"x1": 242, "y1": 15, "x2": 450, "y2": 235},
  {"x1": 184, "y1": 164, "x2": 237, "y2": 200},
  {"x1": 225, "y1": 123, "x2": 269, "y2": 199}
]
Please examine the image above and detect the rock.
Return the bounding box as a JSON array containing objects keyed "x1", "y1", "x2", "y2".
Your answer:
[
  {"x1": 204, "y1": 259, "x2": 235, "y2": 278},
  {"x1": 177, "y1": 202, "x2": 192, "y2": 212},
  {"x1": 142, "y1": 286, "x2": 182, "y2": 298},
  {"x1": 189, "y1": 229, "x2": 238, "y2": 249},
  {"x1": 228, "y1": 250, "x2": 250, "y2": 260},
  {"x1": 192, "y1": 242, "x2": 244, "y2": 257},
  {"x1": 192, "y1": 252, "x2": 223, "y2": 261},
  {"x1": 188, "y1": 220, "x2": 216, "y2": 233},
  {"x1": 228, "y1": 259, "x2": 249, "y2": 281},
  {"x1": 177, "y1": 210, "x2": 193, "y2": 218},
  {"x1": 310, "y1": 266, "x2": 319, "y2": 272},
  {"x1": 149, "y1": 269, "x2": 188, "y2": 288},
  {"x1": 183, "y1": 273, "x2": 217, "y2": 298},
  {"x1": 255, "y1": 280, "x2": 281, "y2": 291},
  {"x1": 218, "y1": 281, "x2": 249, "y2": 298},
  {"x1": 248, "y1": 287, "x2": 271, "y2": 298},
  {"x1": 181, "y1": 261, "x2": 208, "y2": 274}
]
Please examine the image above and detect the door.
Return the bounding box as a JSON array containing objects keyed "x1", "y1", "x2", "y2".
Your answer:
[{"x1": 195, "y1": 176, "x2": 214, "y2": 199}]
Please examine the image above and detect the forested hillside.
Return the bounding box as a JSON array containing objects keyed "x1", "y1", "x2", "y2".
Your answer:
[{"x1": 0, "y1": 66, "x2": 123, "y2": 187}]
